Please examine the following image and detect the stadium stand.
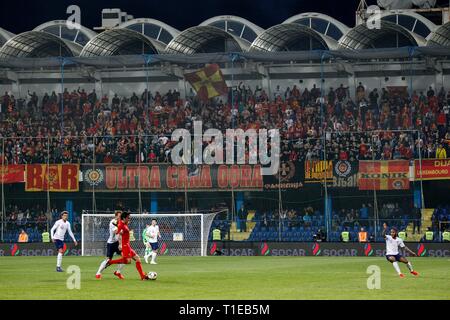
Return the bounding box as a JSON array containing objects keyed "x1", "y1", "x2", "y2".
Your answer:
[
  {"x1": 1, "y1": 83, "x2": 449, "y2": 242},
  {"x1": 1, "y1": 84, "x2": 449, "y2": 165}
]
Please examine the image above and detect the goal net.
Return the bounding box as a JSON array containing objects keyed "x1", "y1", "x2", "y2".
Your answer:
[{"x1": 81, "y1": 210, "x2": 226, "y2": 257}]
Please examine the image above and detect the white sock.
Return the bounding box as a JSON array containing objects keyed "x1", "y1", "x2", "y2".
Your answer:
[
  {"x1": 116, "y1": 264, "x2": 124, "y2": 273},
  {"x1": 407, "y1": 262, "x2": 414, "y2": 272},
  {"x1": 96, "y1": 259, "x2": 108, "y2": 275},
  {"x1": 57, "y1": 253, "x2": 63, "y2": 268},
  {"x1": 151, "y1": 251, "x2": 157, "y2": 263},
  {"x1": 392, "y1": 262, "x2": 401, "y2": 274}
]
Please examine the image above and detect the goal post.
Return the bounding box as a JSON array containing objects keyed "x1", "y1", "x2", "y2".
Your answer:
[{"x1": 81, "y1": 209, "x2": 226, "y2": 257}]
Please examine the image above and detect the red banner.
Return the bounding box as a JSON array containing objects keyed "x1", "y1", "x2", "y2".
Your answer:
[
  {"x1": 82, "y1": 164, "x2": 263, "y2": 192},
  {"x1": 0, "y1": 165, "x2": 25, "y2": 184},
  {"x1": 25, "y1": 164, "x2": 79, "y2": 192},
  {"x1": 358, "y1": 161, "x2": 410, "y2": 190},
  {"x1": 415, "y1": 159, "x2": 450, "y2": 180}
]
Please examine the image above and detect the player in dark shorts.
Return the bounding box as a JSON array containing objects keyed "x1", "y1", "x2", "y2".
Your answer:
[
  {"x1": 95, "y1": 211, "x2": 125, "y2": 279},
  {"x1": 107, "y1": 211, "x2": 149, "y2": 280},
  {"x1": 383, "y1": 227, "x2": 419, "y2": 278}
]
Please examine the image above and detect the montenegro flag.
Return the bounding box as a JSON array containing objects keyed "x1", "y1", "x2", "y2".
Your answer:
[
  {"x1": 358, "y1": 160, "x2": 410, "y2": 190},
  {"x1": 184, "y1": 64, "x2": 228, "y2": 102}
]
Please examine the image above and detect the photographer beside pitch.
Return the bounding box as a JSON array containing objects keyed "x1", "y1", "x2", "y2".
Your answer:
[{"x1": 382, "y1": 225, "x2": 419, "y2": 278}]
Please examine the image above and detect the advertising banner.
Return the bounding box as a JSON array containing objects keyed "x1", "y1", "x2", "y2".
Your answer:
[
  {"x1": 208, "y1": 242, "x2": 450, "y2": 257},
  {"x1": 1, "y1": 242, "x2": 449, "y2": 257}
]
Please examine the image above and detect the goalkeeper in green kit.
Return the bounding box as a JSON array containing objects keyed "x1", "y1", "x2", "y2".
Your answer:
[{"x1": 143, "y1": 224, "x2": 152, "y2": 264}]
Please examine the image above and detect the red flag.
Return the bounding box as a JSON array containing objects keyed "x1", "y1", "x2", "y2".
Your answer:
[
  {"x1": 358, "y1": 161, "x2": 410, "y2": 190},
  {"x1": 184, "y1": 64, "x2": 228, "y2": 102}
]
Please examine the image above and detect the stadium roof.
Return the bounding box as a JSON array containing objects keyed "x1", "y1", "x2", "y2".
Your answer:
[
  {"x1": 379, "y1": 11, "x2": 437, "y2": 39},
  {"x1": 0, "y1": 27, "x2": 14, "y2": 47},
  {"x1": 0, "y1": 31, "x2": 82, "y2": 59},
  {"x1": 427, "y1": 22, "x2": 450, "y2": 46},
  {"x1": 283, "y1": 12, "x2": 350, "y2": 42},
  {"x1": 80, "y1": 28, "x2": 163, "y2": 57},
  {"x1": 0, "y1": 11, "x2": 449, "y2": 59},
  {"x1": 250, "y1": 23, "x2": 336, "y2": 52},
  {"x1": 33, "y1": 20, "x2": 97, "y2": 46},
  {"x1": 199, "y1": 15, "x2": 264, "y2": 44},
  {"x1": 338, "y1": 21, "x2": 420, "y2": 50},
  {"x1": 117, "y1": 18, "x2": 180, "y2": 45},
  {"x1": 165, "y1": 26, "x2": 248, "y2": 54}
]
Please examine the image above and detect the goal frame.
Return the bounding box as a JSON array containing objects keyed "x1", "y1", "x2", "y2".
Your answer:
[{"x1": 81, "y1": 210, "x2": 226, "y2": 257}]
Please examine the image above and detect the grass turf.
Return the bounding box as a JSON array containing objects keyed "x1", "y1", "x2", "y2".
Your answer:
[{"x1": 0, "y1": 256, "x2": 449, "y2": 300}]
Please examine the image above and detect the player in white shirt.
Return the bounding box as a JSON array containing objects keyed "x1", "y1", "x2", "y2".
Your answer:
[
  {"x1": 143, "y1": 218, "x2": 161, "y2": 264},
  {"x1": 50, "y1": 211, "x2": 77, "y2": 272},
  {"x1": 383, "y1": 227, "x2": 419, "y2": 278},
  {"x1": 95, "y1": 211, "x2": 125, "y2": 279}
]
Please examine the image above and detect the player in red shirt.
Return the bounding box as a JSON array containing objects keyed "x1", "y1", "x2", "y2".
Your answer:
[{"x1": 107, "y1": 211, "x2": 149, "y2": 280}]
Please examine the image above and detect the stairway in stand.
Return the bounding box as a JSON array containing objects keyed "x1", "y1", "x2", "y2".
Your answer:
[
  {"x1": 229, "y1": 210, "x2": 256, "y2": 241},
  {"x1": 404, "y1": 208, "x2": 434, "y2": 242}
]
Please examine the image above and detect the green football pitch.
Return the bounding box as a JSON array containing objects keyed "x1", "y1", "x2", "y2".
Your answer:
[{"x1": 1, "y1": 256, "x2": 449, "y2": 300}]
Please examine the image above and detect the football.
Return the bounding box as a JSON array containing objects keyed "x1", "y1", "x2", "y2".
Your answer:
[{"x1": 148, "y1": 272, "x2": 157, "y2": 280}]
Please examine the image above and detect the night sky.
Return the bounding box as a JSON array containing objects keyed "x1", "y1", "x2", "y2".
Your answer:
[
  {"x1": 1, "y1": 0, "x2": 448, "y2": 34},
  {"x1": 0, "y1": 0, "x2": 382, "y2": 34}
]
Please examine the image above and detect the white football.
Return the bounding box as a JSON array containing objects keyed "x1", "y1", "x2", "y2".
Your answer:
[{"x1": 148, "y1": 271, "x2": 157, "y2": 280}]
